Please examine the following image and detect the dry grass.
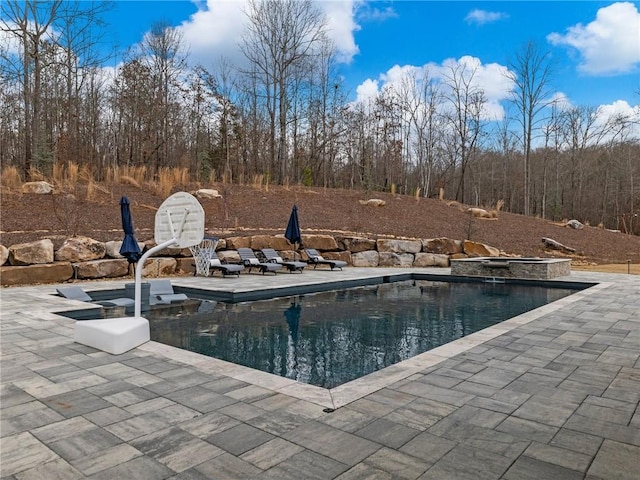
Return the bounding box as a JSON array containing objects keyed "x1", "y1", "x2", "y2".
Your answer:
[
  {"x1": 572, "y1": 263, "x2": 639, "y2": 275},
  {"x1": 1, "y1": 166, "x2": 22, "y2": 191}
]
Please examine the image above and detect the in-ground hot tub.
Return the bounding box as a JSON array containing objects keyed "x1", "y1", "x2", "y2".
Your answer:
[{"x1": 450, "y1": 257, "x2": 571, "y2": 279}]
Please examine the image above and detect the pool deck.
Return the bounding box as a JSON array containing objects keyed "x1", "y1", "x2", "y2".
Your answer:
[{"x1": 1, "y1": 268, "x2": 639, "y2": 479}]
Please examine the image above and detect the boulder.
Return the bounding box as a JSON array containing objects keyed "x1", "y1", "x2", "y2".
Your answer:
[
  {"x1": 378, "y1": 252, "x2": 414, "y2": 267},
  {"x1": 105, "y1": 240, "x2": 146, "y2": 259},
  {"x1": 218, "y1": 250, "x2": 241, "y2": 265},
  {"x1": 566, "y1": 219, "x2": 584, "y2": 230},
  {"x1": 376, "y1": 238, "x2": 422, "y2": 254},
  {"x1": 176, "y1": 257, "x2": 196, "y2": 275},
  {"x1": 302, "y1": 234, "x2": 339, "y2": 251},
  {"x1": 542, "y1": 237, "x2": 576, "y2": 253},
  {"x1": 22, "y1": 181, "x2": 54, "y2": 194},
  {"x1": 9, "y1": 239, "x2": 54, "y2": 265},
  {"x1": 55, "y1": 236, "x2": 106, "y2": 262},
  {"x1": 358, "y1": 199, "x2": 386, "y2": 207},
  {"x1": 141, "y1": 257, "x2": 177, "y2": 277},
  {"x1": 351, "y1": 250, "x2": 379, "y2": 267},
  {"x1": 194, "y1": 188, "x2": 222, "y2": 199},
  {"x1": 336, "y1": 236, "x2": 376, "y2": 253},
  {"x1": 225, "y1": 236, "x2": 252, "y2": 250},
  {"x1": 423, "y1": 238, "x2": 463, "y2": 255},
  {"x1": 467, "y1": 207, "x2": 493, "y2": 218},
  {"x1": 0, "y1": 245, "x2": 8, "y2": 266},
  {"x1": 250, "y1": 235, "x2": 291, "y2": 251},
  {"x1": 413, "y1": 253, "x2": 449, "y2": 267},
  {"x1": 463, "y1": 240, "x2": 500, "y2": 257},
  {"x1": 1, "y1": 263, "x2": 74, "y2": 286},
  {"x1": 75, "y1": 259, "x2": 130, "y2": 279}
]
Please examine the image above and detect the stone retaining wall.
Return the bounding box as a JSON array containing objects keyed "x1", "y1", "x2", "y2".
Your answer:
[{"x1": 0, "y1": 233, "x2": 504, "y2": 286}]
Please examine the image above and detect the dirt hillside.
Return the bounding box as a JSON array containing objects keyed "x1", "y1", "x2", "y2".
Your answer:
[{"x1": 1, "y1": 183, "x2": 639, "y2": 266}]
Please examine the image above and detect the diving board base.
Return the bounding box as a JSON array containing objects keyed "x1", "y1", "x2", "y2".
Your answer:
[{"x1": 74, "y1": 317, "x2": 150, "y2": 355}]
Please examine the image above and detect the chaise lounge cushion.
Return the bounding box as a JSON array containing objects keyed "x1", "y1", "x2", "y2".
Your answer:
[
  {"x1": 57, "y1": 286, "x2": 134, "y2": 307},
  {"x1": 147, "y1": 279, "x2": 188, "y2": 304}
]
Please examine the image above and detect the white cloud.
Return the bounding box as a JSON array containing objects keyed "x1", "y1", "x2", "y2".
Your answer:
[
  {"x1": 355, "y1": 78, "x2": 379, "y2": 103},
  {"x1": 355, "y1": 56, "x2": 516, "y2": 121},
  {"x1": 175, "y1": 0, "x2": 360, "y2": 68},
  {"x1": 547, "y1": 2, "x2": 640, "y2": 75},
  {"x1": 464, "y1": 9, "x2": 508, "y2": 26},
  {"x1": 549, "y1": 92, "x2": 573, "y2": 110},
  {"x1": 356, "y1": 4, "x2": 398, "y2": 23}
]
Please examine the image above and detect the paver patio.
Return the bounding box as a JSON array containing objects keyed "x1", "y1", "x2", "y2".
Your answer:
[{"x1": 1, "y1": 268, "x2": 638, "y2": 479}]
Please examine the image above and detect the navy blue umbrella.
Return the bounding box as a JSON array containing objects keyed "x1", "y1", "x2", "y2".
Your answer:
[
  {"x1": 285, "y1": 205, "x2": 302, "y2": 247},
  {"x1": 284, "y1": 302, "x2": 301, "y2": 341},
  {"x1": 119, "y1": 196, "x2": 142, "y2": 264}
]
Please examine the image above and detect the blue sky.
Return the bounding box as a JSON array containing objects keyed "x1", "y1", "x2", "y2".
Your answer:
[{"x1": 84, "y1": 1, "x2": 640, "y2": 119}]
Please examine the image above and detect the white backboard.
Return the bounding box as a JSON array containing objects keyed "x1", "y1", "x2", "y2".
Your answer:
[{"x1": 154, "y1": 192, "x2": 205, "y2": 248}]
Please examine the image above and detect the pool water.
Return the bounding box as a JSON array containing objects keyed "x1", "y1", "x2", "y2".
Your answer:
[{"x1": 148, "y1": 280, "x2": 578, "y2": 389}]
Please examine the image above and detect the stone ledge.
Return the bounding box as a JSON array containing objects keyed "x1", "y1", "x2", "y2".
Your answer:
[{"x1": 1, "y1": 262, "x2": 74, "y2": 286}]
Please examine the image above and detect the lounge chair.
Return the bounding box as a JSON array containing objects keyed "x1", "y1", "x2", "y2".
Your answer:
[
  {"x1": 304, "y1": 248, "x2": 347, "y2": 270},
  {"x1": 147, "y1": 279, "x2": 188, "y2": 304},
  {"x1": 57, "y1": 286, "x2": 134, "y2": 307},
  {"x1": 210, "y1": 251, "x2": 243, "y2": 277},
  {"x1": 237, "y1": 248, "x2": 283, "y2": 274},
  {"x1": 261, "y1": 248, "x2": 306, "y2": 273}
]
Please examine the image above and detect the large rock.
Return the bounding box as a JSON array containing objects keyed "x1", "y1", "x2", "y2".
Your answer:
[
  {"x1": 467, "y1": 207, "x2": 493, "y2": 218},
  {"x1": 566, "y1": 219, "x2": 584, "y2": 230},
  {"x1": 141, "y1": 257, "x2": 177, "y2": 277},
  {"x1": 0, "y1": 245, "x2": 8, "y2": 266},
  {"x1": 463, "y1": 240, "x2": 500, "y2": 257},
  {"x1": 225, "y1": 236, "x2": 252, "y2": 250},
  {"x1": 358, "y1": 199, "x2": 386, "y2": 207},
  {"x1": 194, "y1": 188, "x2": 222, "y2": 199},
  {"x1": 302, "y1": 234, "x2": 339, "y2": 251},
  {"x1": 105, "y1": 240, "x2": 145, "y2": 259},
  {"x1": 1, "y1": 263, "x2": 74, "y2": 286},
  {"x1": 336, "y1": 236, "x2": 376, "y2": 253},
  {"x1": 218, "y1": 250, "x2": 241, "y2": 264},
  {"x1": 378, "y1": 252, "x2": 414, "y2": 267},
  {"x1": 22, "y1": 181, "x2": 53, "y2": 194},
  {"x1": 55, "y1": 236, "x2": 106, "y2": 262},
  {"x1": 250, "y1": 235, "x2": 291, "y2": 251},
  {"x1": 175, "y1": 257, "x2": 196, "y2": 275},
  {"x1": 9, "y1": 239, "x2": 54, "y2": 265},
  {"x1": 377, "y1": 238, "x2": 422, "y2": 254},
  {"x1": 423, "y1": 238, "x2": 463, "y2": 255},
  {"x1": 75, "y1": 259, "x2": 130, "y2": 279},
  {"x1": 351, "y1": 250, "x2": 379, "y2": 267},
  {"x1": 414, "y1": 253, "x2": 449, "y2": 267},
  {"x1": 542, "y1": 237, "x2": 576, "y2": 253}
]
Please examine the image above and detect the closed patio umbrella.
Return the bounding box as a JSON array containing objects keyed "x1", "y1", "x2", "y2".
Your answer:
[
  {"x1": 284, "y1": 205, "x2": 302, "y2": 259},
  {"x1": 119, "y1": 196, "x2": 142, "y2": 264}
]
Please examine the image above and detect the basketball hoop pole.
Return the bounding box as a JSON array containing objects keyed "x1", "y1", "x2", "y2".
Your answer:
[{"x1": 133, "y1": 238, "x2": 179, "y2": 317}]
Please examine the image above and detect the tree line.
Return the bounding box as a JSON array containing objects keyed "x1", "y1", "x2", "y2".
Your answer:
[{"x1": 1, "y1": 0, "x2": 638, "y2": 233}]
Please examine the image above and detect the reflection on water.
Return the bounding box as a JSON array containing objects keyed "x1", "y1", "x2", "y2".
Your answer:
[{"x1": 149, "y1": 280, "x2": 576, "y2": 388}]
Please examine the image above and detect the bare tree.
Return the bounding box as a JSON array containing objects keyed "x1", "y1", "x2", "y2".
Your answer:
[
  {"x1": 240, "y1": 0, "x2": 327, "y2": 182},
  {"x1": 441, "y1": 59, "x2": 487, "y2": 203},
  {"x1": 507, "y1": 41, "x2": 554, "y2": 215},
  {"x1": 1, "y1": 0, "x2": 62, "y2": 178}
]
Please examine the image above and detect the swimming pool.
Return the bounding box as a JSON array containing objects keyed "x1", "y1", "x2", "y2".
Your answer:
[{"x1": 147, "y1": 279, "x2": 579, "y2": 388}]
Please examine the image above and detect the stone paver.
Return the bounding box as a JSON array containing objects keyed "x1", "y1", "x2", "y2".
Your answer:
[{"x1": 1, "y1": 268, "x2": 638, "y2": 479}]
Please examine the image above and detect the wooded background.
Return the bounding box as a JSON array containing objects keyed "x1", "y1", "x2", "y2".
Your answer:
[{"x1": 1, "y1": 0, "x2": 638, "y2": 234}]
